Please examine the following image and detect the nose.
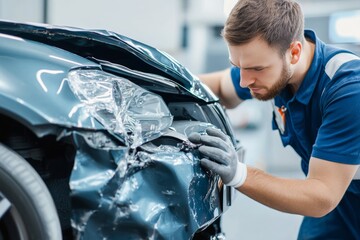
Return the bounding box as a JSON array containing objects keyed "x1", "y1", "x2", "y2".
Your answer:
[{"x1": 239, "y1": 70, "x2": 255, "y2": 88}]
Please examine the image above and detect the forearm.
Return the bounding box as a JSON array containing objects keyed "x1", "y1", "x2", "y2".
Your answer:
[
  {"x1": 190, "y1": 127, "x2": 358, "y2": 218},
  {"x1": 237, "y1": 166, "x2": 337, "y2": 217},
  {"x1": 198, "y1": 70, "x2": 226, "y2": 96},
  {"x1": 198, "y1": 68, "x2": 241, "y2": 108}
]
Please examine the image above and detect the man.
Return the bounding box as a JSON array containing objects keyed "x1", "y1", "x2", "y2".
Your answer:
[{"x1": 188, "y1": 0, "x2": 360, "y2": 238}]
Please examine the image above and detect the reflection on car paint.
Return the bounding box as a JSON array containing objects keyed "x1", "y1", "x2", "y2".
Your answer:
[{"x1": 36, "y1": 69, "x2": 64, "y2": 93}]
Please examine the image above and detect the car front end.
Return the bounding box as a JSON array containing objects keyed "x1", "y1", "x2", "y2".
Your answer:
[{"x1": 0, "y1": 20, "x2": 241, "y2": 239}]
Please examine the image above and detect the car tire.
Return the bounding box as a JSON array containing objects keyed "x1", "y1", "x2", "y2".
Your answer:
[{"x1": 0, "y1": 143, "x2": 62, "y2": 240}]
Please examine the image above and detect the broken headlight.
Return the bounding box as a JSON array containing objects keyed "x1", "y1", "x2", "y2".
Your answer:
[{"x1": 67, "y1": 69, "x2": 173, "y2": 147}]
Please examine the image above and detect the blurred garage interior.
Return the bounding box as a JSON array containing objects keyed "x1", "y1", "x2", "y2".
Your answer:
[{"x1": 1, "y1": 0, "x2": 359, "y2": 239}]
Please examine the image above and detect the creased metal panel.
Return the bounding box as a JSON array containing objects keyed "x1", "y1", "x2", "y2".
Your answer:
[{"x1": 70, "y1": 128, "x2": 221, "y2": 240}]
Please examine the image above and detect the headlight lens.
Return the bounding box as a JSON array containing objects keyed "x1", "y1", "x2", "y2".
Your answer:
[{"x1": 68, "y1": 69, "x2": 173, "y2": 147}]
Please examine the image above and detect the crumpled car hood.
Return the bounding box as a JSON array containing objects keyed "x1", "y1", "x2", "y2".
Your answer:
[{"x1": 0, "y1": 20, "x2": 217, "y2": 102}]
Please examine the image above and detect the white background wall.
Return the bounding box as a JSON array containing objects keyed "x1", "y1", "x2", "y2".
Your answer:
[
  {"x1": 47, "y1": 0, "x2": 183, "y2": 53},
  {"x1": 0, "y1": 0, "x2": 43, "y2": 22}
]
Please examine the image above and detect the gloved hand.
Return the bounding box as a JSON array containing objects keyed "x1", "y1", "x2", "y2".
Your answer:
[{"x1": 188, "y1": 127, "x2": 247, "y2": 188}]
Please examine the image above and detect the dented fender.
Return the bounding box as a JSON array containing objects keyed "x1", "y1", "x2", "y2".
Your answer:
[{"x1": 68, "y1": 122, "x2": 223, "y2": 239}]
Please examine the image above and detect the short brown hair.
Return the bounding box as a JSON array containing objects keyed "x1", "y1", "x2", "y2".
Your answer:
[{"x1": 222, "y1": 0, "x2": 304, "y2": 56}]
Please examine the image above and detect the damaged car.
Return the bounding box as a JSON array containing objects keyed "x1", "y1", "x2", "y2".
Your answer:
[{"x1": 0, "y1": 20, "x2": 243, "y2": 240}]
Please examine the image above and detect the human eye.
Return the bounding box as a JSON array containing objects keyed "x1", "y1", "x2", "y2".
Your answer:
[{"x1": 253, "y1": 67, "x2": 264, "y2": 72}]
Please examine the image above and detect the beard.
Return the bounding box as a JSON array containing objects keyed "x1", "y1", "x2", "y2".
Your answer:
[{"x1": 250, "y1": 61, "x2": 292, "y2": 101}]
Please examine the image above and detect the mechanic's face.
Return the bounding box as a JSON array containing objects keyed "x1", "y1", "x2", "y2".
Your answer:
[{"x1": 228, "y1": 37, "x2": 292, "y2": 101}]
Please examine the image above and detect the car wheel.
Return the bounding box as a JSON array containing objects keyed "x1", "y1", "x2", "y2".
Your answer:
[{"x1": 0, "y1": 143, "x2": 62, "y2": 240}]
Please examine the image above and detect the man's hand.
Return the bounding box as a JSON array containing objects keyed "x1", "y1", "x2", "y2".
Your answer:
[{"x1": 188, "y1": 127, "x2": 247, "y2": 188}]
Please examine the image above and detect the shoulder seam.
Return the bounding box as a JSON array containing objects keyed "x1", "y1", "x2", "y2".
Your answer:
[{"x1": 325, "y1": 52, "x2": 360, "y2": 79}]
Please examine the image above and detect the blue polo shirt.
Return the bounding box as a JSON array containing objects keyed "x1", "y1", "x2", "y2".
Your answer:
[{"x1": 230, "y1": 30, "x2": 360, "y2": 238}]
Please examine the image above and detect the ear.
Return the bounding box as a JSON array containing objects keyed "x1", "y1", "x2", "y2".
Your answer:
[{"x1": 289, "y1": 41, "x2": 302, "y2": 64}]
